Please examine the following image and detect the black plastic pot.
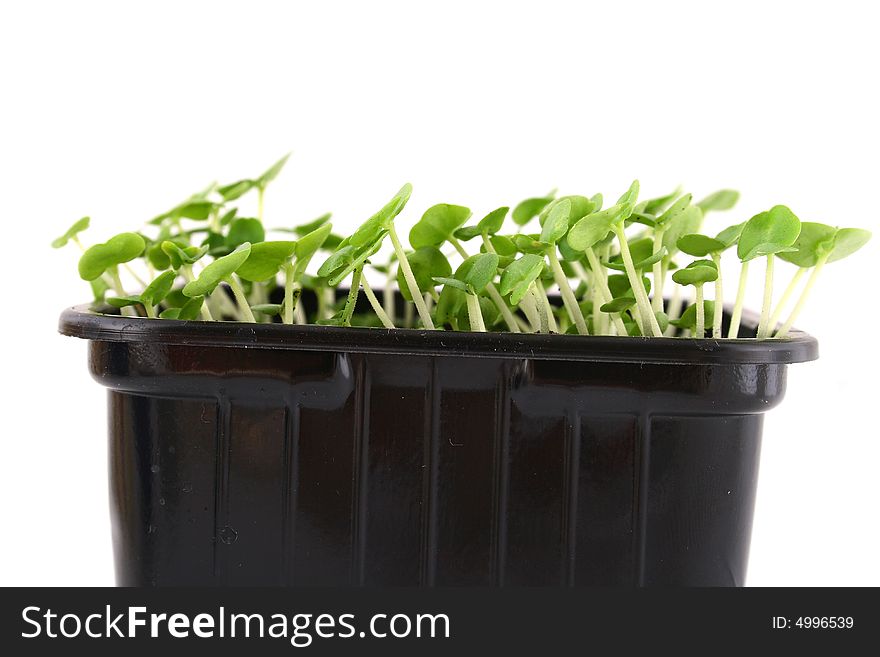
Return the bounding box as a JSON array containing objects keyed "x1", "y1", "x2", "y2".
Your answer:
[{"x1": 59, "y1": 301, "x2": 817, "y2": 587}]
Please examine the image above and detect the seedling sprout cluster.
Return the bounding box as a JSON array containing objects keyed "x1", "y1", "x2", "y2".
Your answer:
[{"x1": 55, "y1": 155, "x2": 870, "y2": 339}]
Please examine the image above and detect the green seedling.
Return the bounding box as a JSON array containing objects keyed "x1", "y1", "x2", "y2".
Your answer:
[
  {"x1": 670, "y1": 300, "x2": 716, "y2": 336},
  {"x1": 512, "y1": 190, "x2": 556, "y2": 227},
  {"x1": 772, "y1": 223, "x2": 871, "y2": 337},
  {"x1": 254, "y1": 153, "x2": 291, "y2": 221},
  {"x1": 59, "y1": 166, "x2": 867, "y2": 341},
  {"x1": 433, "y1": 253, "x2": 499, "y2": 332},
  {"x1": 672, "y1": 260, "x2": 719, "y2": 338},
  {"x1": 183, "y1": 243, "x2": 255, "y2": 322},
  {"x1": 677, "y1": 223, "x2": 742, "y2": 339},
  {"x1": 696, "y1": 189, "x2": 740, "y2": 214},
  {"x1": 159, "y1": 295, "x2": 205, "y2": 320},
  {"x1": 108, "y1": 270, "x2": 177, "y2": 318},
  {"x1": 52, "y1": 217, "x2": 90, "y2": 249},
  {"x1": 729, "y1": 205, "x2": 801, "y2": 339}
]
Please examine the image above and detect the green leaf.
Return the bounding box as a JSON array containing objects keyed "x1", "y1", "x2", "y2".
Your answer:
[
  {"x1": 174, "y1": 200, "x2": 217, "y2": 221},
  {"x1": 160, "y1": 295, "x2": 204, "y2": 320},
  {"x1": 600, "y1": 296, "x2": 636, "y2": 313},
  {"x1": 627, "y1": 212, "x2": 656, "y2": 228},
  {"x1": 567, "y1": 210, "x2": 618, "y2": 251},
  {"x1": 488, "y1": 235, "x2": 518, "y2": 257},
  {"x1": 409, "y1": 203, "x2": 472, "y2": 249},
  {"x1": 462, "y1": 253, "x2": 500, "y2": 293},
  {"x1": 606, "y1": 238, "x2": 666, "y2": 271},
  {"x1": 737, "y1": 205, "x2": 801, "y2": 261},
  {"x1": 608, "y1": 273, "x2": 651, "y2": 299},
  {"x1": 219, "y1": 208, "x2": 238, "y2": 226},
  {"x1": 655, "y1": 193, "x2": 692, "y2": 227},
  {"x1": 676, "y1": 234, "x2": 727, "y2": 257},
  {"x1": 453, "y1": 225, "x2": 483, "y2": 241},
  {"x1": 141, "y1": 270, "x2": 177, "y2": 305},
  {"x1": 237, "y1": 241, "x2": 297, "y2": 282},
  {"x1": 293, "y1": 213, "x2": 332, "y2": 237},
  {"x1": 616, "y1": 180, "x2": 640, "y2": 212},
  {"x1": 252, "y1": 303, "x2": 283, "y2": 316},
  {"x1": 161, "y1": 241, "x2": 208, "y2": 269},
  {"x1": 52, "y1": 216, "x2": 90, "y2": 248},
  {"x1": 540, "y1": 196, "x2": 595, "y2": 225},
  {"x1": 639, "y1": 186, "x2": 683, "y2": 215},
  {"x1": 696, "y1": 189, "x2": 740, "y2": 213},
  {"x1": 350, "y1": 183, "x2": 412, "y2": 247},
  {"x1": 107, "y1": 296, "x2": 143, "y2": 309},
  {"x1": 670, "y1": 301, "x2": 716, "y2": 329},
  {"x1": 227, "y1": 218, "x2": 265, "y2": 249},
  {"x1": 671, "y1": 259, "x2": 718, "y2": 286},
  {"x1": 90, "y1": 277, "x2": 110, "y2": 303},
  {"x1": 512, "y1": 233, "x2": 546, "y2": 254},
  {"x1": 512, "y1": 192, "x2": 555, "y2": 226},
  {"x1": 182, "y1": 243, "x2": 252, "y2": 297},
  {"x1": 826, "y1": 227, "x2": 871, "y2": 263},
  {"x1": 218, "y1": 179, "x2": 255, "y2": 201},
  {"x1": 397, "y1": 247, "x2": 451, "y2": 301},
  {"x1": 318, "y1": 236, "x2": 385, "y2": 287},
  {"x1": 662, "y1": 205, "x2": 704, "y2": 256},
  {"x1": 432, "y1": 276, "x2": 468, "y2": 292},
  {"x1": 539, "y1": 198, "x2": 572, "y2": 245},
  {"x1": 499, "y1": 254, "x2": 545, "y2": 304},
  {"x1": 716, "y1": 222, "x2": 745, "y2": 248},
  {"x1": 478, "y1": 206, "x2": 509, "y2": 234},
  {"x1": 256, "y1": 152, "x2": 291, "y2": 187},
  {"x1": 78, "y1": 232, "x2": 146, "y2": 281},
  {"x1": 292, "y1": 222, "x2": 334, "y2": 279}
]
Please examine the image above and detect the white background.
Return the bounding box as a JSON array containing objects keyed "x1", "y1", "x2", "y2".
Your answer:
[{"x1": 1, "y1": 0, "x2": 877, "y2": 586}]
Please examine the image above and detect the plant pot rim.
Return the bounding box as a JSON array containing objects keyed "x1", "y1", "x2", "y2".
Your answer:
[{"x1": 59, "y1": 303, "x2": 818, "y2": 365}]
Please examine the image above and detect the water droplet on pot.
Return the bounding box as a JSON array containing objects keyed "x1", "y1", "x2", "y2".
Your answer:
[
  {"x1": 182, "y1": 482, "x2": 193, "y2": 493},
  {"x1": 147, "y1": 524, "x2": 157, "y2": 534},
  {"x1": 159, "y1": 497, "x2": 166, "y2": 506},
  {"x1": 218, "y1": 526, "x2": 238, "y2": 545},
  {"x1": 150, "y1": 464, "x2": 160, "y2": 474}
]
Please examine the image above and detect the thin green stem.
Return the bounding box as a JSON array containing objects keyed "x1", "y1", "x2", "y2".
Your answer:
[
  {"x1": 695, "y1": 285, "x2": 705, "y2": 338},
  {"x1": 583, "y1": 247, "x2": 629, "y2": 336},
  {"x1": 664, "y1": 284, "x2": 684, "y2": 336},
  {"x1": 535, "y1": 283, "x2": 558, "y2": 333},
  {"x1": 144, "y1": 301, "x2": 156, "y2": 319},
  {"x1": 257, "y1": 186, "x2": 265, "y2": 222},
  {"x1": 756, "y1": 254, "x2": 775, "y2": 339},
  {"x1": 283, "y1": 263, "x2": 295, "y2": 325},
  {"x1": 342, "y1": 267, "x2": 362, "y2": 327},
  {"x1": 727, "y1": 260, "x2": 750, "y2": 339},
  {"x1": 453, "y1": 234, "x2": 518, "y2": 332},
  {"x1": 226, "y1": 275, "x2": 257, "y2": 323},
  {"x1": 480, "y1": 231, "x2": 496, "y2": 254},
  {"x1": 384, "y1": 266, "x2": 396, "y2": 321},
  {"x1": 775, "y1": 256, "x2": 827, "y2": 338},
  {"x1": 651, "y1": 226, "x2": 666, "y2": 313},
  {"x1": 388, "y1": 221, "x2": 434, "y2": 329},
  {"x1": 613, "y1": 225, "x2": 662, "y2": 337},
  {"x1": 109, "y1": 266, "x2": 126, "y2": 297},
  {"x1": 466, "y1": 292, "x2": 486, "y2": 332},
  {"x1": 711, "y1": 253, "x2": 723, "y2": 339},
  {"x1": 768, "y1": 267, "x2": 807, "y2": 331},
  {"x1": 361, "y1": 276, "x2": 395, "y2": 328},
  {"x1": 547, "y1": 249, "x2": 589, "y2": 335},
  {"x1": 123, "y1": 263, "x2": 147, "y2": 288},
  {"x1": 529, "y1": 285, "x2": 550, "y2": 333},
  {"x1": 519, "y1": 291, "x2": 541, "y2": 332},
  {"x1": 181, "y1": 265, "x2": 214, "y2": 320}
]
